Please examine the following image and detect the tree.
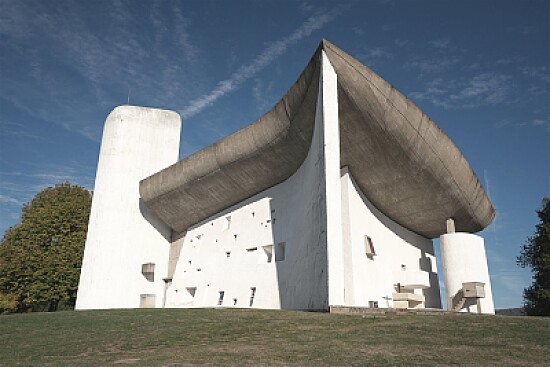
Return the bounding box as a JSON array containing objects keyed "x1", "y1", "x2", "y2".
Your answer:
[
  {"x1": 518, "y1": 197, "x2": 550, "y2": 316},
  {"x1": 0, "y1": 183, "x2": 91, "y2": 313}
]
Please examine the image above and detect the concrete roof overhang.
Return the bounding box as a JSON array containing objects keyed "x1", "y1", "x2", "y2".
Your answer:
[{"x1": 139, "y1": 40, "x2": 495, "y2": 239}]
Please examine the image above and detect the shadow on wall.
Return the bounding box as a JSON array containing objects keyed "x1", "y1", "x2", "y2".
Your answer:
[
  {"x1": 348, "y1": 171, "x2": 442, "y2": 309},
  {"x1": 139, "y1": 198, "x2": 172, "y2": 242},
  {"x1": 270, "y1": 193, "x2": 329, "y2": 311},
  {"x1": 421, "y1": 250, "x2": 442, "y2": 309}
]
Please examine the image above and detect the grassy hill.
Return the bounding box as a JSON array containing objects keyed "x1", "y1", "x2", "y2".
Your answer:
[{"x1": 0, "y1": 308, "x2": 548, "y2": 366}]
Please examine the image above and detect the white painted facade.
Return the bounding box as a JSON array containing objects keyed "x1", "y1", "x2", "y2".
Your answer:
[
  {"x1": 440, "y1": 233, "x2": 495, "y2": 314},
  {"x1": 77, "y1": 52, "x2": 494, "y2": 314},
  {"x1": 76, "y1": 106, "x2": 181, "y2": 310}
]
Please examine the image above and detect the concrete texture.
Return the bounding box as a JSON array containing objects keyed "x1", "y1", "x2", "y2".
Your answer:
[
  {"x1": 76, "y1": 106, "x2": 181, "y2": 310},
  {"x1": 163, "y1": 53, "x2": 441, "y2": 310},
  {"x1": 164, "y1": 58, "x2": 331, "y2": 310},
  {"x1": 140, "y1": 40, "x2": 494, "y2": 239}
]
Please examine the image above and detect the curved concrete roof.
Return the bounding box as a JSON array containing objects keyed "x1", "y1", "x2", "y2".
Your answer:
[{"x1": 140, "y1": 40, "x2": 495, "y2": 239}]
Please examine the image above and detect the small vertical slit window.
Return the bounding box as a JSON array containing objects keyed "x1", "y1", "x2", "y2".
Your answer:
[
  {"x1": 275, "y1": 242, "x2": 286, "y2": 262},
  {"x1": 249, "y1": 287, "x2": 256, "y2": 307},
  {"x1": 364, "y1": 236, "x2": 376, "y2": 257},
  {"x1": 226, "y1": 251, "x2": 231, "y2": 259},
  {"x1": 218, "y1": 291, "x2": 225, "y2": 306},
  {"x1": 222, "y1": 216, "x2": 231, "y2": 231}
]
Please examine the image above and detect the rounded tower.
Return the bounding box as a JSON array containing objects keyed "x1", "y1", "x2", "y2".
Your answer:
[
  {"x1": 440, "y1": 232, "x2": 495, "y2": 314},
  {"x1": 76, "y1": 106, "x2": 181, "y2": 309}
]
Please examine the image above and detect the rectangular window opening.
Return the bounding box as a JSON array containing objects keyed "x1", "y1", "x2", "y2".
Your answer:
[
  {"x1": 275, "y1": 242, "x2": 286, "y2": 262},
  {"x1": 261, "y1": 245, "x2": 273, "y2": 263},
  {"x1": 368, "y1": 301, "x2": 378, "y2": 309},
  {"x1": 141, "y1": 263, "x2": 155, "y2": 282},
  {"x1": 226, "y1": 251, "x2": 231, "y2": 258},
  {"x1": 249, "y1": 287, "x2": 256, "y2": 307},
  {"x1": 218, "y1": 291, "x2": 225, "y2": 306},
  {"x1": 247, "y1": 247, "x2": 258, "y2": 252},
  {"x1": 222, "y1": 216, "x2": 231, "y2": 231},
  {"x1": 140, "y1": 294, "x2": 156, "y2": 308},
  {"x1": 364, "y1": 236, "x2": 376, "y2": 257}
]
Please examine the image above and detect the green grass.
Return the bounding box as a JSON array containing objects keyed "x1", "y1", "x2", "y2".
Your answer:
[{"x1": 0, "y1": 309, "x2": 548, "y2": 366}]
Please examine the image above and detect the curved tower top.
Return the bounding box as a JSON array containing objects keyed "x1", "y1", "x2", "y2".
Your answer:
[{"x1": 140, "y1": 40, "x2": 495, "y2": 239}]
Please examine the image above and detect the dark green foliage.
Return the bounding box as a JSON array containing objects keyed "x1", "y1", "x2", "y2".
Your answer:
[
  {"x1": 518, "y1": 197, "x2": 550, "y2": 316},
  {"x1": 0, "y1": 183, "x2": 91, "y2": 313}
]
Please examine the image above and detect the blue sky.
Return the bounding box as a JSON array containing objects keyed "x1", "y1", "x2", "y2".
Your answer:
[{"x1": 0, "y1": 0, "x2": 548, "y2": 309}]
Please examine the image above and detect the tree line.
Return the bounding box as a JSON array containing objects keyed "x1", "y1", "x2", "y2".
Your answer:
[{"x1": 0, "y1": 183, "x2": 91, "y2": 313}]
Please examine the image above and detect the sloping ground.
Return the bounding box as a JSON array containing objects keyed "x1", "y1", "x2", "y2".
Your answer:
[{"x1": 0, "y1": 309, "x2": 547, "y2": 366}]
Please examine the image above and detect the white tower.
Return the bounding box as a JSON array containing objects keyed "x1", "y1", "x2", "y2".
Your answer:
[
  {"x1": 440, "y1": 232, "x2": 495, "y2": 314},
  {"x1": 76, "y1": 106, "x2": 181, "y2": 310}
]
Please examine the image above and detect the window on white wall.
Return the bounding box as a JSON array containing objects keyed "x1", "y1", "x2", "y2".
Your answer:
[
  {"x1": 186, "y1": 287, "x2": 196, "y2": 298},
  {"x1": 226, "y1": 251, "x2": 231, "y2": 258},
  {"x1": 249, "y1": 287, "x2": 256, "y2": 307},
  {"x1": 261, "y1": 245, "x2": 273, "y2": 263},
  {"x1": 364, "y1": 236, "x2": 376, "y2": 257},
  {"x1": 141, "y1": 263, "x2": 155, "y2": 282},
  {"x1": 140, "y1": 294, "x2": 156, "y2": 308},
  {"x1": 222, "y1": 216, "x2": 231, "y2": 231},
  {"x1": 218, "y1": 291, "x2": 225, "y2": 305},
  {"x1": 275, "y1": 242, "x2": 286, "y2": 262}
]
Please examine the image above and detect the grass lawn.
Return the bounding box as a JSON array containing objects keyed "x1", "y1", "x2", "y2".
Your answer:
[{"x1": 0, "y1": 308, "x2": 548, "y2": 366}]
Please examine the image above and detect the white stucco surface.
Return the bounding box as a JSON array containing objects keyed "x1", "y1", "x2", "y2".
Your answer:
[
  {"x1": 164, "y1": 59, "x2": 335, "y2": 310},
  {"x1": 76, "y1": 106, "x2": 181, "y2": 310},
  {"x1": 440, "y1": 233, "x2": 495, "y2": 314},
  {"x1": 340, "y1": 168, "x2": 442, "y2": 309},
  {"x1": 320, "y1": 51, "x2": 346, "y2": 307}
]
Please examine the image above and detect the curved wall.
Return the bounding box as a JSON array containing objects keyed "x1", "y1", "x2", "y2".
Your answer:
[
  {"x1": 76, "y1": 106, "x2": 180, "y2": 310},
  {"x1": 440, "y1": 233, "x2": 495, "y2": 314}
]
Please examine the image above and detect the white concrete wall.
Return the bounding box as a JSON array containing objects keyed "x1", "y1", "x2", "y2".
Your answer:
[
  {"x1": 340, "y1": 168, "x2": 442, "y2": 309},
  {"x1": 320, "y1": 51, "x2": 346, "y2": 307},
  {"x1": 76, "y1": 106, "x2": 181, "y2": 310},
  {"x1": 440, "y1": 233, "x2": 495, "y2": 314},
  {"x1": 164, "y1": 55, "x2": 336, "y2": 311}
]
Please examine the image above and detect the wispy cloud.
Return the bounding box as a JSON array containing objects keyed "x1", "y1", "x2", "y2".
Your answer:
[
  {"x1": 0, "y1": 1, "x2": 201, "y2": 141},
  {"x1": 409, "y1": 73, "x2": 512, "y2": 109},
  {"x1": 252, "y1": 78, "x2": 275, "y2": 113},
  {"x1": 394, "y1": 39, "x2": 410, "y2": 48},
  {"x1": 430, "y1": 37, "x2": 450, "y2": 49},
  {"x1": 358, "y1": 47, "x2": 392, "y2": 66},
  {"x1": 496, "y1": 117, "x2": 550, "y2": 132},
  {"x1": 521, "y1": 66, "x2": 550, "y2": 83},
  {"x1": 179, "y1": 8, "x2": 343, "y2": 119},
  {"x1": 0, "y1": 194, "x2": 22, "y2": 205},
  {"x1": 405, "y1": 56, "x2": 461, "y2": 74}
]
